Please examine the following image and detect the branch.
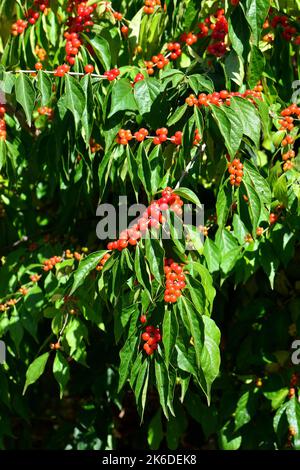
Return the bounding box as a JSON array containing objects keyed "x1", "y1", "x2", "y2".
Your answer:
[
  {"x1": 175, "y1": 143, "x2": 206, "y2": 189},
  {"x1": 6, "y1": 70, "x2": 107, "y2": 79}
]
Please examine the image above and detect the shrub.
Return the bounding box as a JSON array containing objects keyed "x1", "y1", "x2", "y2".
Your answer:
[{"x1": 0, "y1": 0, "x2": 300, "y2": 451}]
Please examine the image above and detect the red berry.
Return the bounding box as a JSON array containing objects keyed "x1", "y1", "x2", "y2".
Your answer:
[{"x1": 84, "y1": 64, "x2": 94, "y2": 74}]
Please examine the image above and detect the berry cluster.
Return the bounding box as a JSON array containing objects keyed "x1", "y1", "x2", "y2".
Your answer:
[
  {"x1": 134, "y1": 128, "x2": 149, "y2": 142},
  {"x1": 167, "y1": 42, "x2": 182, "y2": 60},
  {"x1": 19, "y1": 287, "x2": 29, "y2": 296},
  {"x1": 279, "y1": 104, "x2": 300, "y2": 172},
  {"x1": 184, "y1": 8, "x2": 228, "y2": 57},
  {"x1": 134, "y1": 73, "x2": 145, "y2": 84},
  {"x1": 43, "y1": 256, "x2": 62, "y2": 272},
  {"x1": 11, "y1": 19, "x2": 28, "y2": 36},
  {"x1": 227, "y1": 158, "x2": 244, "y2": 187},
  {"x1": 163, "y1": 258, "x2": 186, "y2": 303},
  {"x1": 141, "y1": 326, "x2": 161, "y2": 355},
  {"x1": 104, "y1": 68, "x2": 121, "y2": 81},
  {"x1": 65, "y1": 249, "x2": 82, "y2": 260},
  {"x1": 64, "y1": 32, "x2": 82, "y2": 66},
  {"x1": 180, "y1": 32, "x2": 198, "y2": 46},
  {"x1": 54, "y1": 64, "x2": 70, "y2": 77},
  {"x1": 269, "y1": 213, "x2": 278, "y2": 225},
  {"x1": 187, "y1": 86, "x2": 263, "y2": 108},
  {"x1": 290, "y1": 373, "x2": 299, "y2": 387},
  {"x1": 90, "y1": 138, "x2": 101, "y2": 153},
  {"x1": 37, "y1": 106, "x2": 54, "y2": 119},
  {"x1": 35, "y1": 45, "x2": 47, "y2": 61},
  {"x1": 11, "y1": 0, "x2": 49, "y2": 35},
  {"x1": 30, "y1": 274, "x2": 42, "y2": 283},
  {"x1": 113, "y1": 11, "x2": 123, "y2": 21},
  {"x1": 269, "y1": 14, "x2": 299, "y2": 43},
  {"x1": 84, "y1": 64, "x2": 94, "y2": 73},
  {"x1": 121, "y1": 25, "x2": 128, "y2": 36},
  {"x1": 116, "y1": 129, "x2": 133, "y2": 145},
  {"x1": 96, "y1": 253, "x2": 111, "y2": 271},
  {"x1": 0, "y1": 298, "x2": 18, "y2": 312},
  {"x1": 153, "y1": 127, "x2": 168, "y2": 145},
  {"x1": 143, "y1": 0, "x2": 161, "y2": 15},
  {"x1": 193, "y1": 129, "x2": 201, "y2": 146},
  {"x1": 106, "y1": 188, "x2": 183, "y2": 252},
  {"x1": 0, "y1": 105, "x2": 7, "y2": 141},
  {"x1": 116, "y1": 127, "x2": 183, "y2": 146},
  {"x1": 66, "y1": 0, "x2": 96, "y2": 33},
  {"x1": 145, "y1": 54, "x2": 169, "y2": 75}
]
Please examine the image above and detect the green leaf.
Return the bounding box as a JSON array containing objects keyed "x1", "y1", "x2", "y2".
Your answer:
[
  {"x1": 179, "y1": 297, "x2": 204, "y2": 370},
  {"x1": 234, "y1": 391, "x2": 255, "y2": 431},
  {"x1": 148, "y1": 410, "x2": 164, "y2": 450},
  {"x1": 15, "y1": 73, "x2": 35, "y2": 125},
  {"x1": 167, "y1": 104, "x2": 187, "y2": 126},
  {"x1": 70, "y1": 250, "x2": 108, "y2": 294},
  {"x1": 203, "y1": 237, "x2": 220, "y2": 273},
  {"x1": 219, "y1": 421, "x2": 242, "y2": 450},
  {"x1": 243, "y1": 160, "x2": 271, "y2": 205},
  {"x1": 0, "y1": 139, "x2": 6, "y2": 171},
  {"x1": 81, "y1": 74, "x2": 94, "y2": 142},
  {"x1": 187, "y1": 74, "x2": 214, "y2": 93},
  {"x1": 173, "y1": 187, "x2": 202, "y2": 208},
  {"x1": 259, "y1": 240, "x2": 279, "y2": 288},
  {"x1": 232, "y1": 213, "x2": 248, "y2": 245},
  {"x1": 210, "y1": 104, "x2": 243, "y2": 158},
  {"x1": 230, "y1": 97, "x2": 261, "y2": 148},
  {"x1": 274, "y1": 175, "x2": 288, "y2": 207},
  {"x1": 83, "y1": 35, "x2": 111, "y2": 70},
  {"x1": 23, "y1": 352, "x2": 50, "y2": 394},
  {"x1": 65, "y1": 317, "x2": 88, "y2": 363},
  {"x1": 286, "y1": 396, "x2": 300, "y2": 449},
  {"x1": 163, "y1": 307, "x2": 178, "y2": 367},
  {"x1": 118, "y1": 333, "x2": 139, "y2": 392},
  {"x1": 247, "y1": 45, "x2": 266, "y2": 88},
  {"x1": 64, "y1": 74, "x2": 86, "y2": 127},
  {"x1": 134, "y1": 358, "x2": 149, "y2": 405},
  {"x1": 242, "y1": 179, "x2": 261, "y2": 230},
  {"x1": 53, "y1": 351, "x2": 70, "y2": 399},
  {"x1": 155, "y1": 355, "x2": 169, "y2": 419},
  {"x1": 186, "y1": 276, "x2": 205, "y2": 314},
  {"x1": 200, "y1": 316, "x2": 221, "y2": 401},
  {"x1": 190, "y1": 262, "x2": 216, "y2": 314},
  {"x1": 216, "y1": 185, "x2": 231, "y2": 229},
  {"x1": 109, "y1": 78, "x2": 137, "y2": 117},
  {"x1": 245, "y1": 0, "x2": 269, "y2": 45},
  {"x1": 144, "y1": 238, "x2": 164, "y2": 283},
  {"x1": 134, "y1": 78, "x2": 161, "y2": 115},
  {"x1": 134, "y1": 245, "x2": 152, "y2": 295},
  {"x1": 37, "y1": 71, "x2": 52, "y2": 106}
]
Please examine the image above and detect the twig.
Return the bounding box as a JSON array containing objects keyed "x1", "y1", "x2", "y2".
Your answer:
[
  {"x1": 58, "y1": 313, "x2": 69, "y2": 343},
  {"x1": 175, "y1": 143, "x2": 206, "y2": 189},
  {"x1": 6, "y1": 70, "x2": 107, "y2": 79}
]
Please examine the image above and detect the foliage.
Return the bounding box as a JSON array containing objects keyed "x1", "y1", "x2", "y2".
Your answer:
[{"x1": 0, "y1": 0, "x2": 300, "y2": 450}]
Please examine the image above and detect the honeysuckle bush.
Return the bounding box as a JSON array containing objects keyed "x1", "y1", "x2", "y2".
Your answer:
[{"x1": 0, "y1": 0, "x2": 300, "y2": 450}]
